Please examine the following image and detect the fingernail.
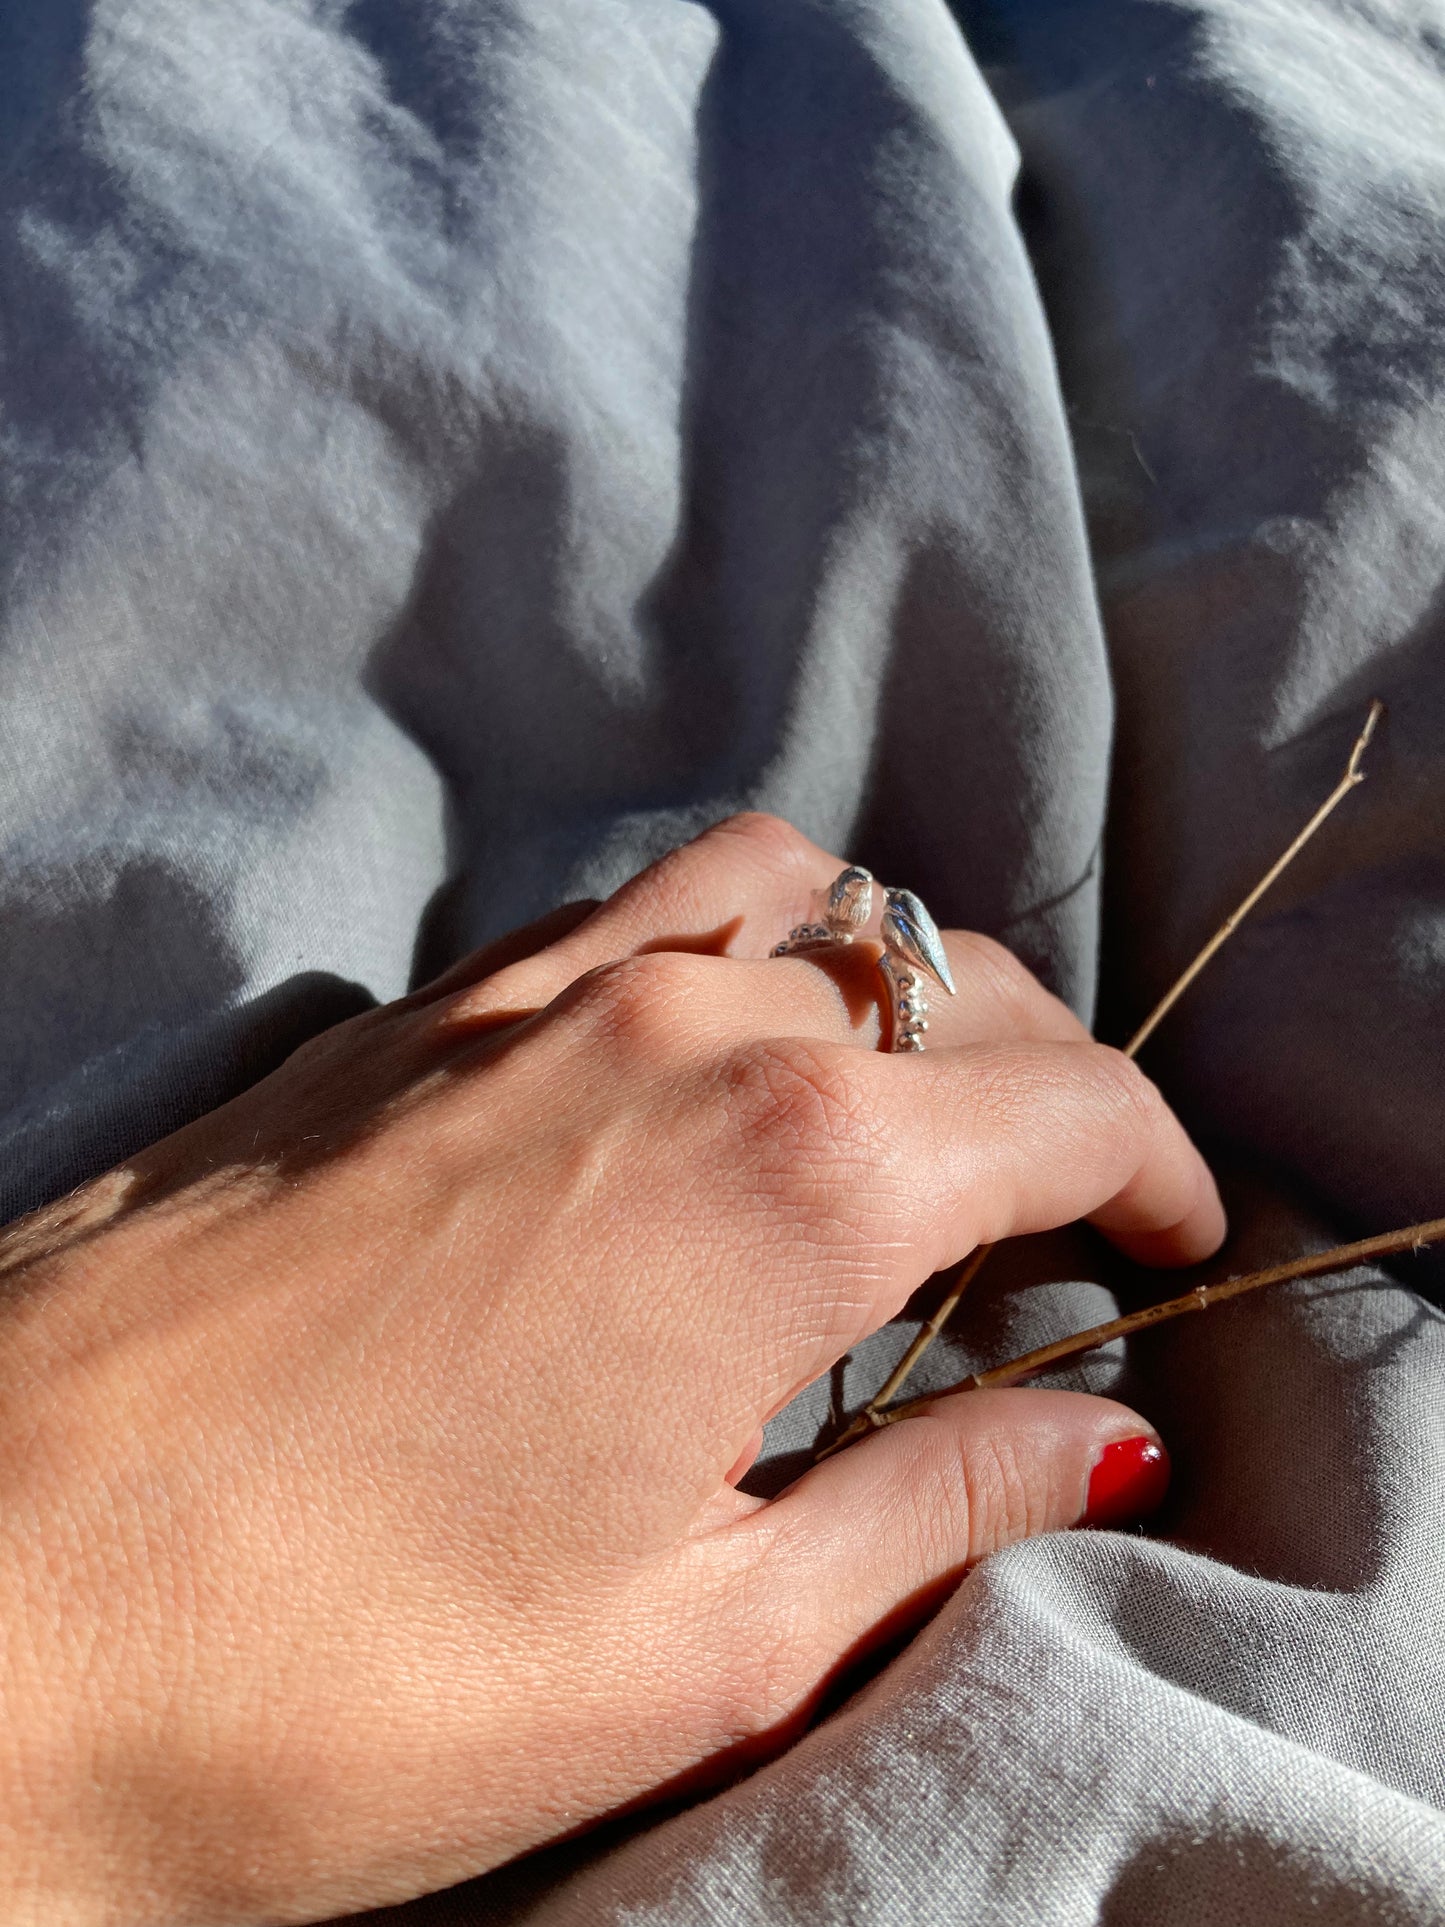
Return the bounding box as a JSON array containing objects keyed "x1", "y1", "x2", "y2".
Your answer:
[{"x1": 1081, "y1": 1436, "x2": 1171, "y2": 1528}]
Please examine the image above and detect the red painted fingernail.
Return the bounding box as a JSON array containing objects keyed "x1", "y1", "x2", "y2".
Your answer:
[{"x1": 1081, "y1": 1436, "x2": 1171, "y2": 1528}]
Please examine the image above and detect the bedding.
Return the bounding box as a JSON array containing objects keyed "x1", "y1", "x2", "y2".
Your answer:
[{"x1": 2, "y1": 2, "x2": 1443, "y2": 1920}]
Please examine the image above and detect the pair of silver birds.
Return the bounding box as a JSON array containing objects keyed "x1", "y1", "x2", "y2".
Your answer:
[{"x1": 771, "y1": 866, "x2": 957, "y2": 1052}]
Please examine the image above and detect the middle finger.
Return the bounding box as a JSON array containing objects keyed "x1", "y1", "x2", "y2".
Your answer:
[{"x1": 524, "y1": 936, "x2": 1090, "y2": 1060}]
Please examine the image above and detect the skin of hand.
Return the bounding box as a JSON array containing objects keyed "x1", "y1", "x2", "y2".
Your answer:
[{"x1": 0, "y1": 815, "x2": 1225, "y2": 1926}]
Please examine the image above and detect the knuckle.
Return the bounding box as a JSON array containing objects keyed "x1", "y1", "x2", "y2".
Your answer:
[
  {"x1": 701, "y1": 810, "x2": 817, "y2": 881},
  {"x1": 712, "y1": 1041, "x2": 904, "y2": 1348},
  {"x1": 723, "y1": 1038, "x2": 883, "y2": 1182},
  {"x1": 1088, "y1": 1045, "x2": 1167, "y2": 1140},
  {"x1": 570, "y1": 951, "x2": 705, "y2": 1052}
]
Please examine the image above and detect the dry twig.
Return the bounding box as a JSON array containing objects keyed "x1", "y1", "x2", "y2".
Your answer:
[
  {"x1": 871, "y1": 1218, "x2": 1445, "y2": 1416},
  {"x1": 1121, "y1": 698, "x2": 1383, "y2": 1056},
  {"x1": 818, "y1": 700, "x2": 1387, "y2": 1460}
]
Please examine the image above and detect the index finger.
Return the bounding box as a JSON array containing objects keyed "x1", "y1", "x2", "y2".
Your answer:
[{"x1": 877, "y1": 1037, "x2": 1226, "y2": 1271}]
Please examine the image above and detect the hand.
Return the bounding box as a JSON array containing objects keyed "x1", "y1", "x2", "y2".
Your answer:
[{"x1": 0, "y1": 815, "x2": 1225, "y2": 1925}]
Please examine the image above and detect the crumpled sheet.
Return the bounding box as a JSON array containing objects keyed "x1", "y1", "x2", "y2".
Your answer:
[{"x1": 2, "y1": 2, "x2": 1444, "y2": 1921}]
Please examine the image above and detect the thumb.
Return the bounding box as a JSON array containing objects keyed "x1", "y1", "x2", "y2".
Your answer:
[{"x1": 740, "y1": 1391, "x2": 1168, "y2": 1679}]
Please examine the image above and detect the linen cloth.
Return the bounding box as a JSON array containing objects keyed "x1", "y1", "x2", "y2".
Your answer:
[{"x1": 2, "y1": 2, "x2": 1444, "y2": 1920}]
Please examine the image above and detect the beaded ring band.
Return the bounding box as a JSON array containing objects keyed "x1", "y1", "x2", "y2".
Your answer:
[{"x1": 772, "y1": 867, "x2": 956, "y2": 1052}]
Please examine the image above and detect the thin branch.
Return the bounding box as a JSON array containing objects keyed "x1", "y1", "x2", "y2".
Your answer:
[
  {"x1": 818, "y1": 700, "x2": 1386, "y2": 1458},
  {"x1": 865, "y1": 1244, "x2": 994, "y2": 1412},
  {"x1": 814, "y1": 1246, "x2": 993, "y2": 1460},
  {"x1": 1125, "y1": 699, "x2": 1383, "y2": 1055},
  {"x1": 871, "y1": 1218, "x2": 1445, "y2": 1418}
]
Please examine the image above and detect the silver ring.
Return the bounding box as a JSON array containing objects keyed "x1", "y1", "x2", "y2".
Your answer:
[{"x1": 773, "y1": 867, "x2": 956, "y2": 1052}]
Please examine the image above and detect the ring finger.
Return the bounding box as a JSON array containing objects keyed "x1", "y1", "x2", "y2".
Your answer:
[{"x1": 425, "y1": 832, "x2": 1087, "y2": 1055}]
